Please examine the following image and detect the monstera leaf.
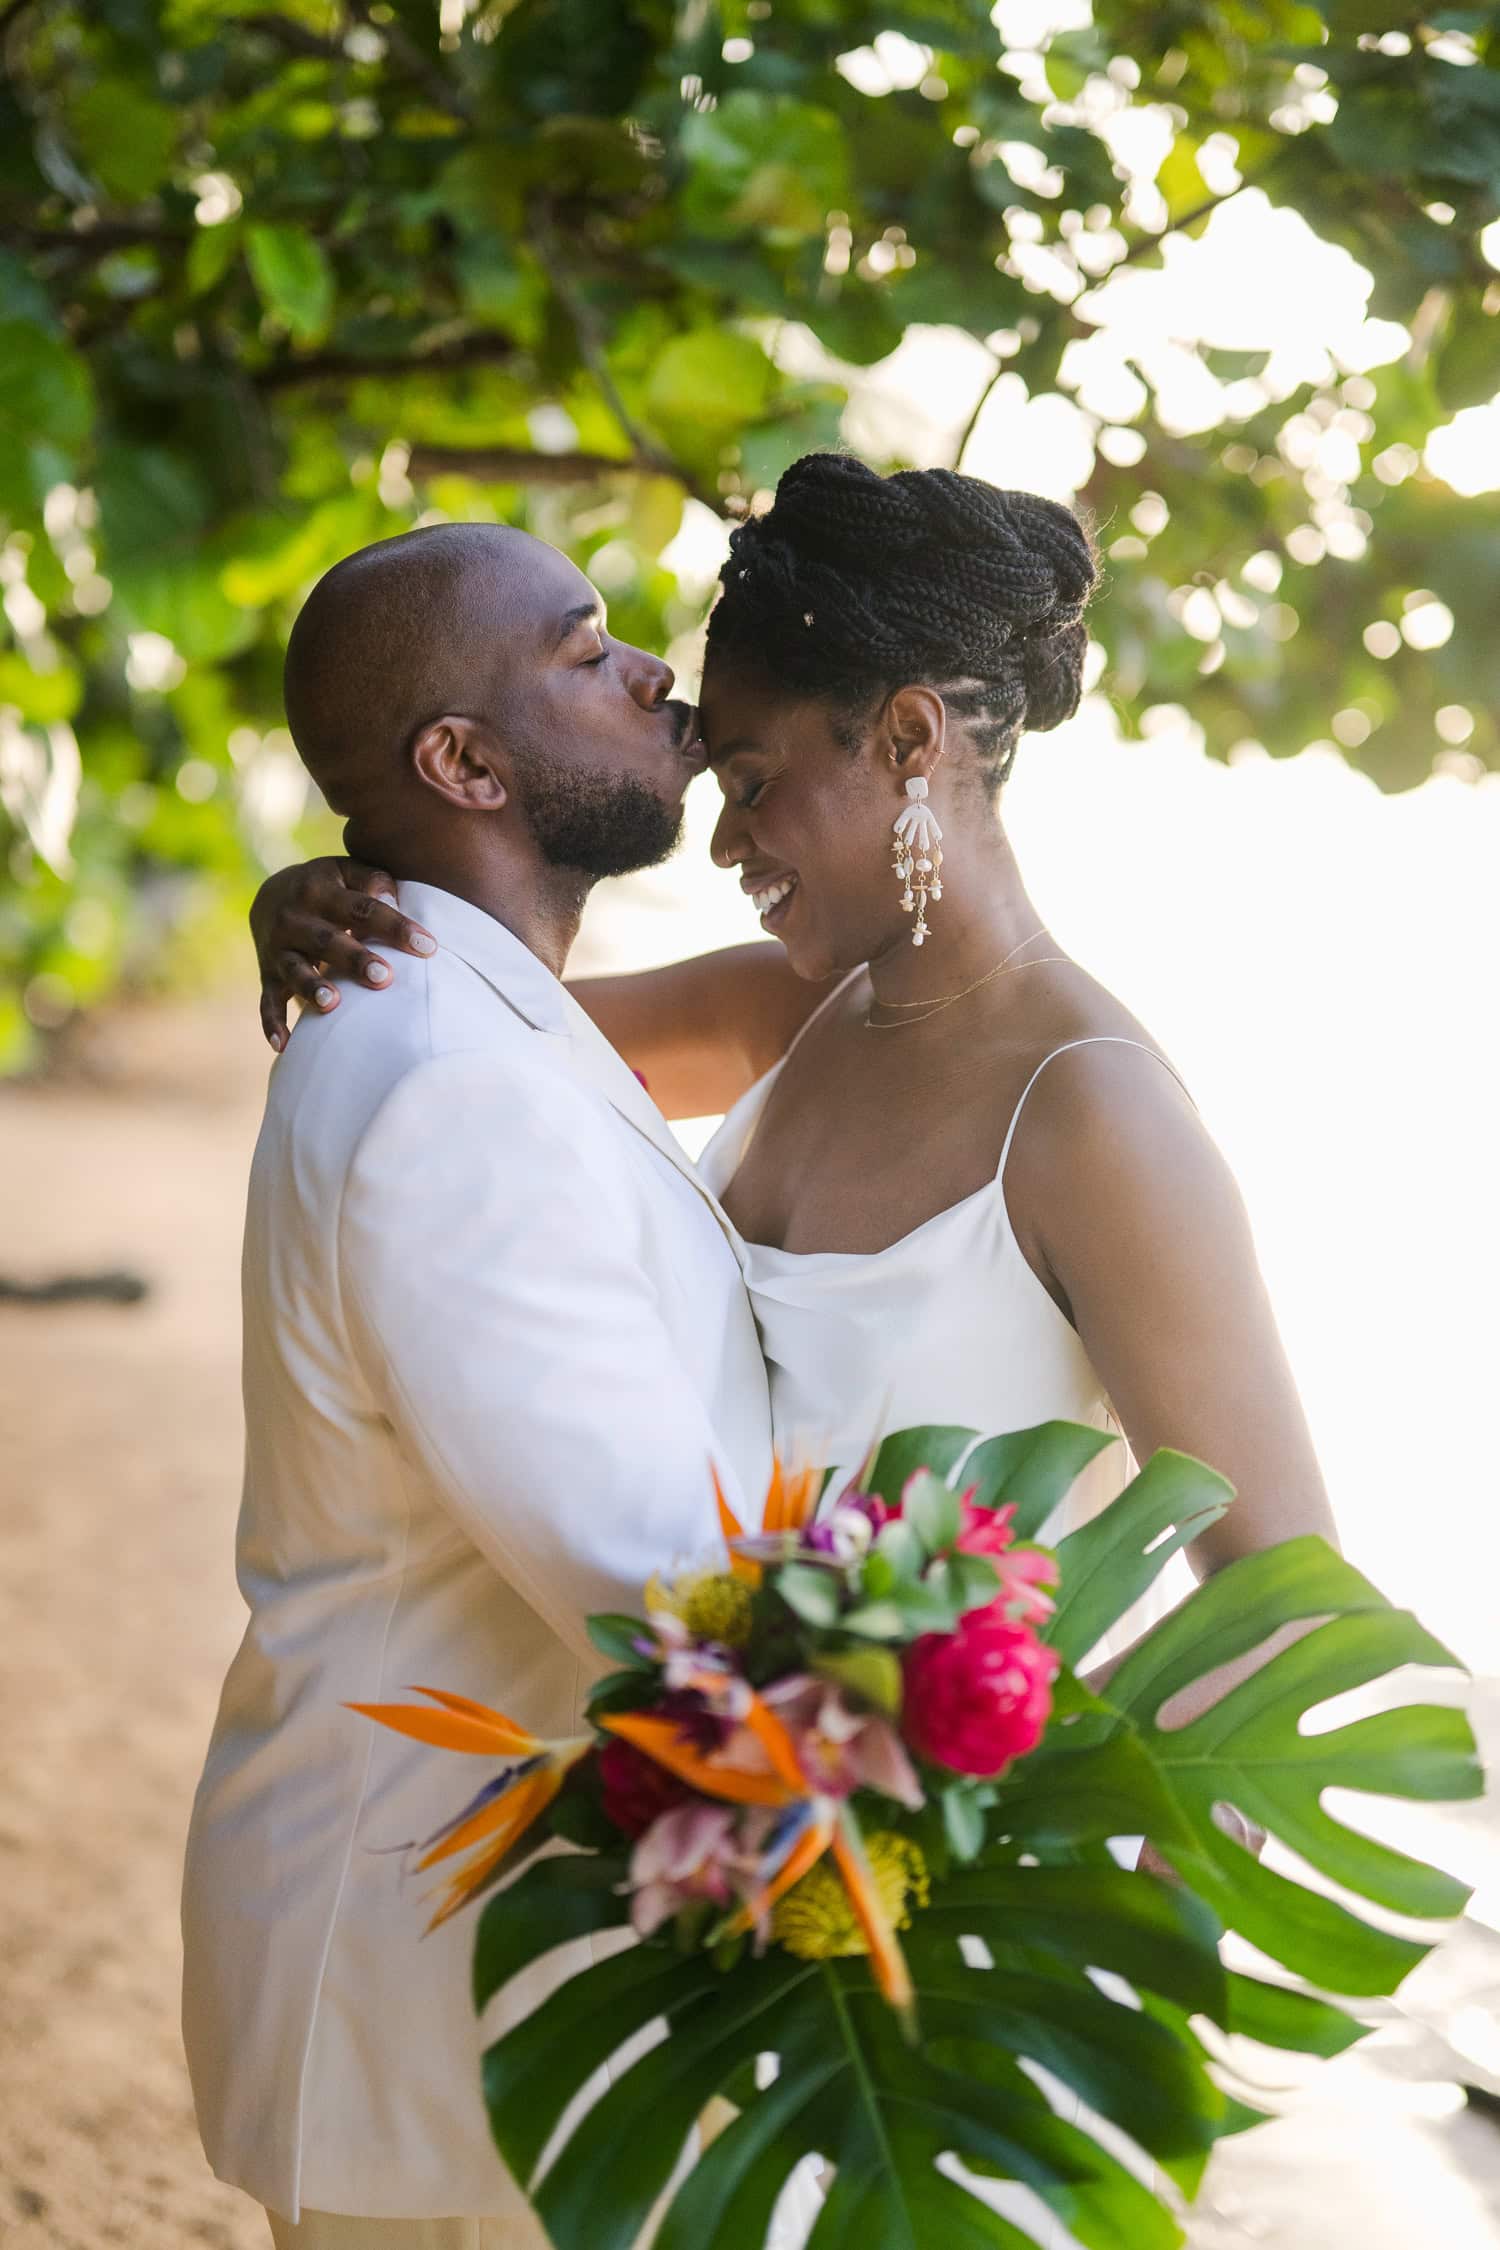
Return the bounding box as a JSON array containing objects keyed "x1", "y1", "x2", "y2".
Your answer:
[
  {"x1": 469, "y1": 1426, "x2": 1480, "y2": 2250},
  {"x1": 475, "y1": 1851, "x2": 1228, "y2": 2250}
]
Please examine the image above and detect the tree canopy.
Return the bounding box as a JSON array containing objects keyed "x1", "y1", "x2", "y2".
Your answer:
[{"x1": 2, "y1": 0, "x2": 1498, "y2": 1061}]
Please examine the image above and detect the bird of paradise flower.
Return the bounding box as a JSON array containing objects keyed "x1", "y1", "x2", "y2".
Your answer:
[{"x1": 351, "y1": 1457, "x2": 917, "y2": 2029}]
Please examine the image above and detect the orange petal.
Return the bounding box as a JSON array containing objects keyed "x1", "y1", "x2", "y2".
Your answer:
[
  {"x1": 780, "y1": 1461, "x2": 821, "y2": 1534},
  {"x1": 761, "y1": 1457, "x2": 787, "y2": 1536},
  {"x1": 346, "y1": 1695, "x2": 540, "y2": 1758},
  {"x1": 601, "y1": 1712, "x2": 794, "y2": 1807},
  {"x1": 423, "y1": 1808, "x2": 543, "y2": 1930},
  {"x1": 738, "y1": 1687, "x2": 812, "y2": 1798},
  {"x1": 833, "y1": 1815, "x2": 915, "y2": 2029},
  {"x1": 725, "y1": 1812, "x2": 835, "y2": 1937},
  {"x1": 416, "y1": 1762, "x2": 559, "y2": 1873},
  {"x1": 714, "y1": 1464, "x2": 760, "y2": 1585}
]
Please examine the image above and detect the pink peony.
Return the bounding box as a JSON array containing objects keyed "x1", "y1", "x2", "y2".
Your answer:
[{"x1": 901, "y1": 1606, "x2": 1060, "y2": 1777}]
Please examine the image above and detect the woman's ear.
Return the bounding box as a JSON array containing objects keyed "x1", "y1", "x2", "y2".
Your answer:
[
  {"x1": 409, "y1": 717, "x2": 508, "y2": 813},
  {"x1": 882, "y1": 685, "x2": 947, "y2": 789}
]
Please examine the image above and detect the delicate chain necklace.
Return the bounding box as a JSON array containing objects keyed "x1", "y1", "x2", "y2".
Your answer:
[{"x1": 864, "y1": 929, "x2": 1067, "y2": 1030}]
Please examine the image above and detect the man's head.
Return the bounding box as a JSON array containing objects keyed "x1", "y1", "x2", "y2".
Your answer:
[{"x1": 283, "y1": 523, "x2": 701, "y2": 885}]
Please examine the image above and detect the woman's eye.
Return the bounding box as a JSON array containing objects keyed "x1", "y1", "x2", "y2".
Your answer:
[{"x1": 737, "y1": 780, "x2": 766, "y2": 811}]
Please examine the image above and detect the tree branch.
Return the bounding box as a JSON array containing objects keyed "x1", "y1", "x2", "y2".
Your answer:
[
  {"x1": 348, "y1": 0, "x2": 470, "y2": 122},
  {"x1": 251, "y1": 330, "x2": 519, "y2": 392},
  {"x1": 953, "y1": 355, "x2": 1007, "y2": 471},
  {"x1": 239, "y1": 12, "x2": 343, "y2": 61},
  {"x1": 534, "y1": 209, "x2": 679, "y2": 479},
  {"x1": 407, "y1": 442, "x2": 718, "y2": 510}
]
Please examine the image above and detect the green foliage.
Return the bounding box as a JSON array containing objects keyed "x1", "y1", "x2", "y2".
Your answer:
[
  {"x1": 464, "y1": 1424, "x2": 1479, "y2": 2248},
  {"x1": 3, "y1": 1, "x2": 1498, "y2": 1057}
]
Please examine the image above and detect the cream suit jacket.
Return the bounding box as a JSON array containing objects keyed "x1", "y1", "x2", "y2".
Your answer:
[{"x1": 181, "y1": 882, "x2": 772, "y2": 2221}]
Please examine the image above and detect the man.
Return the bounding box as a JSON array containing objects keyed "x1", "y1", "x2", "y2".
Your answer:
[{"x1": 181, "y1": 525, "x2": 773, "y2": 2248}]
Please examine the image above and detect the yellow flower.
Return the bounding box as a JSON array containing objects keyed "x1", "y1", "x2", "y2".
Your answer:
[
  {"x1": 771, "y1": 1831, "x2": 930, "y2": 1961},
  {"x1": 645, "y1": 1567, "x2": 755, "y2": 1649}
]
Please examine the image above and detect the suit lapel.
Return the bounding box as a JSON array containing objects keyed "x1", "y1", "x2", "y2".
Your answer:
[
  {"x1": 395, "y1": 880, "x2": 742, "y2": 1257},
  {"x1": 554, "y1": 985, "x2": 743, "y2": 1255}
]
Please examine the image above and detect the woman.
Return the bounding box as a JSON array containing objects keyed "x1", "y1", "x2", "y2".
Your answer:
[{"x1": 253, "y1": 450, "x2": 1335, "y2": 1666}]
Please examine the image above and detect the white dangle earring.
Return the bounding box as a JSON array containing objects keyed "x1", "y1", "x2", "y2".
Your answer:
[{"x1": 891, "y1": 776, "x2": 943, "y2": 946}]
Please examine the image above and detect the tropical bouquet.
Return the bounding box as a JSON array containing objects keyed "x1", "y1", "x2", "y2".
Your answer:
[{"x1": 357, "y1": 1423, "x2": 1480, "y2": 2250}]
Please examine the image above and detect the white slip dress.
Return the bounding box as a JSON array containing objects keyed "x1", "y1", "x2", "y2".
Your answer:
[
  {"x1": 697, "y1": 979, "x2": 1190, "y2": 2248},
  {"x1": 698, "y1": 977, "x2": 1193, "y2": 1667}
]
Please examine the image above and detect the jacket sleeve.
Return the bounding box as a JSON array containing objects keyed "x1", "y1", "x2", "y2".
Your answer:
[{"x1": 337, "y1": 1047, "x2": 741, "y2": 1668}]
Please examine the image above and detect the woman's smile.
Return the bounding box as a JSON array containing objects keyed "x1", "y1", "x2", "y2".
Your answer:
[{"x1": 743, "y1": 870, "x2": 799, "y2": 930}]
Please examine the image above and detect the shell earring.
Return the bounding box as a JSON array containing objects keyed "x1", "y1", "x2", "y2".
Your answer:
[{"x1": 891, "y1": 777, "x2": 943, "y2": 946}]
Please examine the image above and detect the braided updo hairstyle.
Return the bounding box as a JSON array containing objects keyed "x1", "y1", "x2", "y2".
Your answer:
[{"x1": 704, "y1": 453, "x2": 1097, "y2": 790}]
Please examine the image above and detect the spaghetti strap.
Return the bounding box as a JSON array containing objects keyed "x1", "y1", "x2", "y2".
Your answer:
[
  {"x1": 782, "y1": 962, "x2": 867, "y2": 1061},
  {"x1": 996, "y1": 1037, "x2": 1195, "y2": 1181}
]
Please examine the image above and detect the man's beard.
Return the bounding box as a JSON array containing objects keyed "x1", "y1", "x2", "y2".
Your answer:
[{"x1": 514, "y1": 753, "x2": 686, "y2": 880}]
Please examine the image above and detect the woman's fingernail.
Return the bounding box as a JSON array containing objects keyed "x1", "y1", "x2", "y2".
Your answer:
[
  {"x1": 269, "y1": 1031, "x2": 285, "y2": 1054},
  {"x1": 315, "y1": 985, "x2": 336, "y2": 1009},
  {"x1": 410, "y1": 933, "x2": 436, "y2": 956},
  {"x1": 366, "y1": 961, "x2": 390, "y2": 985}
]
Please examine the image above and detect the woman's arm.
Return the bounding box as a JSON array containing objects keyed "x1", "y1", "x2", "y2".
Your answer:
[
  {"x1": 569, "y1": 946, "x2": 826, "y2": 1119},
  {"x1": 1010, "y1": 1041, "x2": 1337, "y2": 1569},
  {"x1": 1009, "y1": 1042, "x2": 1336, "y2": 1863},
  {"x1": 249, "y1": 858, "x2": 821, "y2": 1116}
]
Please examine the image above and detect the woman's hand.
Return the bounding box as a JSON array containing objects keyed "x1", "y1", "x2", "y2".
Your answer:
[{"x1": 251, "y1": 856, "x2": 435, "y2": 1052}]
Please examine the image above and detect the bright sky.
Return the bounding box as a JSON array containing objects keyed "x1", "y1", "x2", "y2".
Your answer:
[{"x1": 576, "y1": 186, "x2": 1500, "y2": 1677}]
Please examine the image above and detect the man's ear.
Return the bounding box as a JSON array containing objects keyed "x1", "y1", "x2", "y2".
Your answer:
[{"x1": 409, "y1": 716, "x2": 508, "y2": 813}]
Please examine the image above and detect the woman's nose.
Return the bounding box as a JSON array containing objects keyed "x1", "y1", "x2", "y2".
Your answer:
[{"x1": 710, "y1": 797, "x2": 743, "y2": 869}]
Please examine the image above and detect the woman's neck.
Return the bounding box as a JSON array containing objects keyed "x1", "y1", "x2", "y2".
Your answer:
[{"x1": 863, "y1": 819, "x2": 1047, "y2": 1014}]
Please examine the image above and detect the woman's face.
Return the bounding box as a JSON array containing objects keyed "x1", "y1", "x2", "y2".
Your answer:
[{"x1": 700, "y1": 661, "x2": 915, "y2": 982}]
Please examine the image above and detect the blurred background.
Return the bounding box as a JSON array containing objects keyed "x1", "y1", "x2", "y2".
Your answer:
[{"x1": 1, "y1": 2, "x2": 1497, "y2": 2246}]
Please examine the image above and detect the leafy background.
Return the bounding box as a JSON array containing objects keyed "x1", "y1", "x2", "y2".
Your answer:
[{"x1": 2, "y1": 0, "x2": 1500, "y2": 1067}]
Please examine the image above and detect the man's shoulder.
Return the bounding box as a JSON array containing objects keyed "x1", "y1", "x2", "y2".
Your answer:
[{"x1": 260, "y1": 948, "x2": 564, "y2": 1171}]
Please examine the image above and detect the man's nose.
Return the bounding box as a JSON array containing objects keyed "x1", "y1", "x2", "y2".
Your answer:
[{"x1": 622, "y1": 642, "x2": 675, "y2": 708}]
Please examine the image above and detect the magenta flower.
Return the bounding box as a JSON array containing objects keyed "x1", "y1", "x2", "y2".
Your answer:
[
  {"x1": 901, "y1": 1609, "x2": 1060, "y2": 1778},
  {"x1": 955, "y1": 1497, "x2": 1058, "y2": 1624}
]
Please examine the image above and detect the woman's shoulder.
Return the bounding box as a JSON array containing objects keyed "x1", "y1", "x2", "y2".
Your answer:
[{"x1": 997, "y1": 966, "x2": 1203, "y2": 1195}]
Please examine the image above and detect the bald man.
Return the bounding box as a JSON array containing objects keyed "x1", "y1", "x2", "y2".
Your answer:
[{"x1": 181, "y1": 527, "x2": 773, "y2": 2248}]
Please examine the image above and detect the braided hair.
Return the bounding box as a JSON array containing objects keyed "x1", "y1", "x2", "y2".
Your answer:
[{"x1": 704, "y1": 453, "x2": 1097, "y2": 789}]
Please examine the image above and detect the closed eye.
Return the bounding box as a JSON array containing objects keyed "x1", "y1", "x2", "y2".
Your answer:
[{"x1": 737, "y1": 779, "x2": 767, "y2": 810}]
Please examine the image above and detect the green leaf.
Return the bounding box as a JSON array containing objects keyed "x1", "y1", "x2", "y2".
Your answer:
[
  {"x1": 585, "y1": 1612, "x2": 655, "y2": 1669},
  {"x1": 472, "y1": 1853, "x2": 631, "y2": 2014},
  {"x1": 246, "y1": 223, "x2": 334, "y2": 345},
  {"x1": 777, "y1": 1560, "x2": 845, "y2": 1628},
  {"x1": 0, "y1": 322, "x2": 93, "y2": 516},
  {"x1": 1223, "y1": 1972, "x2": 1367, "y2": 2058},
  {"x1": 865, "y1": 1426, "x2": 976, "y2": 1508},
  {"x1": 68, "y1": 78, "x2": 177, "y2": 202},
  {"x1": 872, "y1": 1517, "x2": 926, "y2": 1583},
  {"x1": 958, "y1": 1421, "x2": 1118, "y2": 1540},
  {"x1": 813, "y1": 1645, "x2": 903, "y2": 1717},
  {"x1": 1047, "y1": 1450, "x2": 1234, "y2": 1668},
  {"x1": 942, "y1": 1785, "x2": 986, "y2": 1864},
  {"x1": 901, "y1": 1470, "x2": 962, "y2": 1559},
  {"x1": 645, "y1": 329, "x2": 774, "y2": 442},
  {"x1": 947, "y1": 1551, "x2": 1002, "y2": 1613},
  {"x1": 1107, "y1": 1537, "x2": 1482, "y2": 1989}
]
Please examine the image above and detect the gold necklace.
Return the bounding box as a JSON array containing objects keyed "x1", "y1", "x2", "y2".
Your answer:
[{"x1": 864, "y1": 931, "x2": 1068, "y2": 1030}]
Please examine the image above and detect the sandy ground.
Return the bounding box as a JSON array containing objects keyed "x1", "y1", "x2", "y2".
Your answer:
[{"x1": 2, "y1": 989, "x2": 1497, "y2": 2250}]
